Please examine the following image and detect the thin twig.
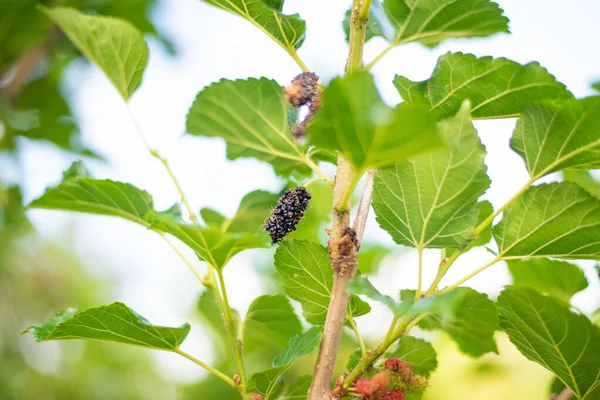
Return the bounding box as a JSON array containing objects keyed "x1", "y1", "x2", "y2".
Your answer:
[
  {"x1": 217, "y1": 269, "x2": 247, "y2": 387},
  {"x1": 158, "y1": 233, "x2": 206, "y2": 286},
  {"x1": 304, "y1": 176, "x2": 329, "y2": 188},
  {"x1": 416, "y1": 247, "x2": 424, "y2": 299},
  {"x1": 553, "y1": 387, "x2": 574, "y2": 400},
  {"x1": 3, "y1": 27, "x2": 60, "y2": 103},
  {"x1": 441, "y1": 256, "x2": 501, "y2": 292},
  {"x1": 125, "y1": 105, "x2": 198, "y2": 223},
  {"x1": 352, "y1": 169, "x2": 375, "y2": 248},
  {"x1": 174, "y1": 348, "x2": 237, "y2": 388},
  {"x1": 347, "y1": 311, "x2": 367, "y2": 357}
]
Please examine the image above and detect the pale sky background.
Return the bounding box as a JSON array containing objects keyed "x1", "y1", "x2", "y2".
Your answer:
[{"x1": 9, "y1": 0, "x2": 600, "y2": 391}]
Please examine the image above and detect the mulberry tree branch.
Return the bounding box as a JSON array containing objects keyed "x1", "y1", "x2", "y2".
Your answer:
[
  {"x1": 308, "y1": 0, "x2": 372, "y2": 397},
  {"x1": 308, "y1": 157, "x2": 358, "y2": 400}
]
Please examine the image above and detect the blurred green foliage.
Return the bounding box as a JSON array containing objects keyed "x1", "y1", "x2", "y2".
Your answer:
[
  {"x1": 0, "y1": 1, "x2": 180, "y2": 398},
  {"x1": 0, "y1": 0, "x2": 173, "y2": 153},
  {"x1": 0, "y1": 211, "x2": 176, "y2": 399}
]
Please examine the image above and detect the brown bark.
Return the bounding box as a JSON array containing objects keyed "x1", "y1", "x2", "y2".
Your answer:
[
  {"x1": 3, "y1": 27, "x2": 59, "y2": 103},
  {"x1": 308, "y1": 2, "x2": 371, "y2": 397},
  {"x1": 552, "y1": 388, "x2": 574, "y2": 400},
  {"x1": 308, "y1": 158, "x2": 359, "y2": 400}
]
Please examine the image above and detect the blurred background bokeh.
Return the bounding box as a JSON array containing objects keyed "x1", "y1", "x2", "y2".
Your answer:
[{"x1": 1, "y1": 0, "x2": 599, "y2": 399}]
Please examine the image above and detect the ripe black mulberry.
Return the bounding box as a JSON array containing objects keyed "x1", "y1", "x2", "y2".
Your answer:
[
  {"x1": 292, "y1": 91, "x2": 322, "y2": 140},
  {"x1": 264, "y1": 186, "x2": 311, "y2": 243},
  {"x1": 286, "y1": 72, "x2": 319, "y2": 107}
]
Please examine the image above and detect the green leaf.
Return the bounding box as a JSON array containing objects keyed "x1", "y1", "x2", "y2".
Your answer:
[
  {"x1": 372, "y1": 101, "x2": 490, "y2": 249},
  {"x1": 358, "y1": 243, "x2": 394, "y2": 275},
  {"x1": 473, "y1": 200, "x2": 494, "y2": 247},
  {"x1": 418, "y1": 287, "x2": 499, "y2": 357},
  {"x1": 388, "y1": 336, "x2": 438, "y2": 377},
  {"x1": 508, "y1": 258, "x2": 588, "y2": 303},
  {"x1": 200, "y1": 208, "x2": 227, "y2": 227},
  {"x1": 158, "y1": 203, "x2": 183, "y2": 220},
  {"x1": 0, "y1": 0, "x2": 48, "y2": 71},
  {"x1": 184, "y1": 370, "x2": 242, "y2": 400},
  {"x1": 197, "y1": 290, "x2": 228, "y2": 344},
  {"x1": 243, "y1": 294, "x2": 302, "y2": 353},
  {"x1": 346, "y1": 348, "x2": 362, "y2": 371},
  {"x1": 308, "y1": 72, "x2": 442, "y2": 172},
  {"x1": 40, "y1": 6, "x2": 148, "y2": 101},
  {"x1": 5, "y1": 73, "x2": 86, "y2": 153},
  {"x1": 273, "y1": 326, "x2": 322, "y2": 366},
  {"x1": 30, "y1": 175, "x2": 275, "y2": 269},
  {"x1": 186, "y1": 78, "x2": 310, "y2": 176},
  {"x1": 62, "y1": 161, "x2": 90, "y2": 180},
  {"x1": 88, "y1": 0, "x2": 177, "y2": 54},
  {"x1": 273, "y1": 239, "x2": 370, "y2": 324},
  {"x1": 394, "y1": 52, "x2": 573, "y2": 119},
  {"x1": 199, "y1": 0, "x2": 305, "y2": 51},
  {"x1": 348, "y1": 277, "x2": 403, "y2": 314},
  {"x1": 247, "y1": 366, "x2": 285, "y2": 399},
  {"x1": 592, "y1": 81, "x2": 600, "y2": 93},
  {"x1": 564, "y1": 170, "x2": 600, "y2": 198},
  {"x1": 200, "y1": 190, "x2": 278, "y2": 233},
  {"x1": 150, "y1": 215, "x2": 269, "y2": 269},
  {"x1": 494, "y1": 183, "x2": 600, "y2": 260},
  {"x1": 400, "y1": 288, "x2": 475, "y2": 316},
  {"x1": 0, "y1": 185, "x2": 31, "y2": 237},
  {"x1": 287, "y1": 181, "x2": 332, "y2": 241},
  {"x1": 29, "y1": 176, "x2": 154, "y2": 227},
  {"x1": 228, "y1": 190, "x2": 279, "y2": 233},
  {"x1": 247, "y1": 327, "x2": 321, "y2": 399},
  {"x1": 510, "y1": 97, "x2": 600, "y2": 179},
  {"x1": 378, "y1": 0, "x2": 509, "y2": 48},
  {"x1": 593, "y1": 309, "x2": 600, "y2": 329},
  {"x1": 196, "y1": 289, "x2": 241, "y2": 362},
  {"x1": 283, "y1": 375, "x2": 311, "y2": 399},
  {"x1": 498, "y1": 286, "x2": 600, "y2": 399},
  {"x1": 24, "y1": 302, "x2": 190, "y2": 351},
  {"x1": 263, "y1": 0, "x2": 284, "y2": 11}
]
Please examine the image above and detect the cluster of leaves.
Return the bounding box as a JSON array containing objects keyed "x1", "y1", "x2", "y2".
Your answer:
[{"x1": 17, "y1": 1, "x2": 600, "y2": 400}]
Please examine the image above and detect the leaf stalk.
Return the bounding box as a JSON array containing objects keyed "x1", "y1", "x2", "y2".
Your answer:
[
  {"x1": 126, "y1": 105, "x2": 198, "y2": 223},
  {"x1": 174, "y1": 348, "x2": 238, "y2": 389},
  {"x1": 216, "y1": 269, "x2": 248, "y2": 390},
  {"x1": 426, "y1": 176, "x2": 538, "y2": 293},
  {"x1": 347, "y1": 310, "x2": 367, "y2": 357},
  {"x1": 442, "y1": 256, "x2": 502, "y2": 292},
  {"x1": 336, "y1": 171, "x2": 363, "y2": 212},
  {"x1": 473, "y1": 176, "x2": 535, "y2": 237}
]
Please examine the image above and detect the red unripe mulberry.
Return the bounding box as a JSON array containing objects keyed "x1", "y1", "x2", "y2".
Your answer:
[
  {"x1": 385, "y1": 358, "x2": 412, "y2": 376},
  {"x1": 355, "y1": 371, "x2": 391, "y2": 398},
  {"x1": 381, "y1": 389, "x2": 405, "y2": 400},
  {"x1": 355, "y1": 377, "x2": 373, "y2": 395},
  {"x1": 371, "y1": 371, "x2": 391, "y2": 392}
]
